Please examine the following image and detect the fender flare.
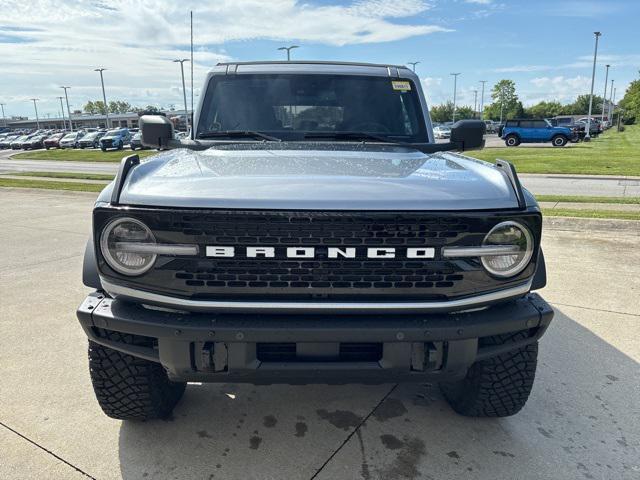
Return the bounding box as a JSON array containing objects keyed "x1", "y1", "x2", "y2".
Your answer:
[
  {"x1": 531, "y1": 248, "x2": 547, "y2": 290},
  {"x1": 82, "y1": 233, "x2": 102, "y2": 289}
]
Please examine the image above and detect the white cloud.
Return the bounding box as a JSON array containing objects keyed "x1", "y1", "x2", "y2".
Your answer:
[
  {"x1": 464, "y1": 0, "x2": 493, "y2": 4},
  {"x1": 0, "y1": 0, "x2": 449, "y2": 116},
  {"x1": 523, "y1": 75, "x2": 592, "y2": 104}
]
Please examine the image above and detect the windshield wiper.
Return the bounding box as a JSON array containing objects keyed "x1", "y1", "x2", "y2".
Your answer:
[
  {"x1": 197, "y1": 130, "x2": 281, "y2": 141},
  {"x1": 303, "y1": 131, "x2": 409, "y2": 144}
]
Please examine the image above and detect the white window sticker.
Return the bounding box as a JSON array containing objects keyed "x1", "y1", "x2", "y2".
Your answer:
[{"x1": 392, "y1": 81, "x2": 411, "y2": 91}]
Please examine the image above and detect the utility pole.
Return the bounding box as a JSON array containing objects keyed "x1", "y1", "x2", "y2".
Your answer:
[
  {"x1": 472, "y1": 89, "x2": 478, "y2": 119},
  {"x1": 190, "y1": 10, "x2": 194, "y2": 139},
  {"x1": 450, "y1": 73, "x2": 461, "y2": 122},
  {"x1": 277, "y1": 45, "x2": 299, "y2": 61},
  {"x1": 607, "y1": 81, "x2": 615, "y2": 125},
  {"x1": 408, "y1": 61, "x2": 420, "y2": 72},
  {"x1": 0, "y1": 103, "x2": 6, "y2": 127},
  {"x1": 479, "y1": 80, "x2": 487, "y2": 119},
  {"x1": 585, "y1": 31, "x2": 601, "y2": 142},
  {"x1": 60, "y1": 86, "x2": 73, "y2": 131},
  {"x1": 610, "y1": 87, "x2": 617, "y2": 129},
  {"x1": 174, "y1": 59, "x2": 190, "y2": 131},
  {"x1": 57, "y1": 96, "x2": 66, "y2": 130},
  {"x1": 94, "y1": 68, "x2": 110, "y2": 129},
  {"x1": 600, "y1": 64, "x2": 610, "y2": 124},
  {"x1": 30, "y1": 98, "x2": 40, "y2": 129},
  {"x1": 499, "y1": 86, "x2": 506, "y2": 125}
]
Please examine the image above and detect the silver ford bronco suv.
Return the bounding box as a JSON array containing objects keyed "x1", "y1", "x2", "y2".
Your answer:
[{"x1": 77, "y1": 61, "x2": 553, "y2": 420}]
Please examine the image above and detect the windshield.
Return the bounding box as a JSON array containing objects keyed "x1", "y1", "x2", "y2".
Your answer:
[
  {"x1": 105, "y1": 129, "x2": 123, "y2": 136},
  {"x1": 62, "y1": 133, "x2": 76, "y2": 140},
  {"x1": 83, "y1": 132, "x2": 99, "y2": 140},
  {"x1": 197, "y1": 74, "x2": 427, "y2": 142}
]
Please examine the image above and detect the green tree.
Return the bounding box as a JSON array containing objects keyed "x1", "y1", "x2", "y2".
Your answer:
[
  {"x1": 561, "y1": 94, "x2": 604, "y2": 115},
  {"x1": 482, "y1": 79, "x2": 523, "y2": 121},
  {"x1": 430, "y1": 101, "x2": 475, "y2": 122},
  {"x1": 619, "y1": 77, "x2": 640, "y2": 123},
  {"x1": 525, "y1": 100, "x2": 563, "y2": 118},
  {"x1": 83, "y1": 101, "x2": 96, "y2": 114}
]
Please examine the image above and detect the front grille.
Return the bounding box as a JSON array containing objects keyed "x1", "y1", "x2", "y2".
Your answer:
[{"x1": 95, "y1": 209, "x2": 541, "y2": 301}]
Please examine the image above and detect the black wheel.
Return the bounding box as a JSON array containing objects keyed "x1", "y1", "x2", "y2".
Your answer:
[
  {"x1": 45, "y1": 146, "x2": 50, "y2": 150},
  {"x1": 130, "y1": 145, "x2": 137, "y2": 151},
  {"x1": 117, "y1": 142, "x2": 123, "y2": 150},
  {"x1": 101, "y1": 147, "x2": 107, "y2": 152},
  {"x1": 88, "y1": 331, "x2": 186, "y2": 420},
  {"x1": 439, "y1": 330, "x2": 538, "y2": 417},
  {"x1": 551, "y1": 135, "x2": 568, "y2": 147},
  {"x1": 505, "y1": 134, "x2": 520, "y2": 147}
]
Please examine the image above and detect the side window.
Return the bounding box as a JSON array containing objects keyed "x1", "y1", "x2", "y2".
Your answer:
[
  {"x1": 532, "y1": 120, "x2": 548, "y2": 128},
  {"x1": 519, "y1": 121, "x2": 534, "y2": 129},
  {"x1": 506, "y1": 120, "x2": 517, "y2": 127}
]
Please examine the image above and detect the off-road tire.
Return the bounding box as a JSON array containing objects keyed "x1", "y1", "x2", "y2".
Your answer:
[
  {"x1": 440, "y1": 330, "x2": 538, "y2": 417},
  {"x1": 504, "y1": 134, "x2": 520, "y2": 147},
  {"x1": 88, "y1": 331, "x2": 186, "y2": 421},
  {"x1": 551, "y1": 135, "x2": 568, "y2": 147}
]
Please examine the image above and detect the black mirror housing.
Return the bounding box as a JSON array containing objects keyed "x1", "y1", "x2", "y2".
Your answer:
[
  {"x1": 140, "y1": 115, "x2": 174, "y2": 149},
  {"x1": 450, "y1": 120, "x2": 486, "y2": 150}
]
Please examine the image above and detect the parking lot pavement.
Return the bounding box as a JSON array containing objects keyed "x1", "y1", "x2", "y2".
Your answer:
[
  {"x1": 483, "y1": 134, "x2": 576, "y2": 148},
  {"x1": 0, "y1": 188, "x2": 639, "y2": 480}
]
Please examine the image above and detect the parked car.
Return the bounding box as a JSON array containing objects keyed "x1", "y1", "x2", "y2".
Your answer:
[
  {"x1": 483, "y1": 120, "x2": 497, "y2": 133},
  {"x1": 0, "y1": 134, "x2": 20, "y2": 149},
  {"x1": 501, "y1": 118, "x2": 573, "y2": 147},
  {"x1": 59, "y1": 132, "x2": 85, "y2": 149},
  {"x1": 11, "y1": 135, "x2": 30, "y2": 149},
  {"x1": 129, "y1": 131, "x2": 148, "y2": 150},
  {"x1": 23, "y1": 135, "x2": 46, "y2": 150},
  {"x1": 78, "y1": 131, "x2": 106, "y2": 149},
  {"x1": 433, "y1": 125, "x2": 451, "y2": 139},
  {"x1": 547, "y1": 118, "x2": 584, "y2": 142},
  {"x1": 44, "y1": 132, "x2": 66, "y2": 149},
  {"x1": 78, "y1": 61, "x2": 553, "y2": 421},
  {"x1": 99, "y1": 128, "x2": 131, "y2": 151},
  {"x1": 576, "y1": 118, "x2": 602, "y2": 137}
]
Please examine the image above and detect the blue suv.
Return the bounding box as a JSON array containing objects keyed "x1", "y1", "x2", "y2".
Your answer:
[
  {"x1": 99, "y1": 128, "x2": 131, "y2": 151},
  {"x1": 501, "y1": 119, "x2": 573, "y2": 147}
]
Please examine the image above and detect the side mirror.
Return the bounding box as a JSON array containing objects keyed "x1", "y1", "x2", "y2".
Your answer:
[
  {"x1": 450, "y1": 120, "x2": 486, "y2": 150},
  {"x1": 140, "y1": 115, "x2": 174, "y2": 149}
]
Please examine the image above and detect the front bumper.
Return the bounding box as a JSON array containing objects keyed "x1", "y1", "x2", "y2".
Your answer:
[{"x1": 77, "y1": 292, "x2": 553, "y2": 384}]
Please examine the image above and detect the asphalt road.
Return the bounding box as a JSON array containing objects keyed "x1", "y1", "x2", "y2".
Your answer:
[{"x1": 0, "y1": 188, "x2": 638, "y2": 480}]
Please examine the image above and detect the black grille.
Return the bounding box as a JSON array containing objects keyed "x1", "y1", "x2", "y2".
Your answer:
[{"x1": 95, "y1": 208, "x2": 541, "y2": 301}]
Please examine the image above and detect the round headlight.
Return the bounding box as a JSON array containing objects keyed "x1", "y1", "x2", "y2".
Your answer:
[
  {"x1": 481, "y1": 221, "x2": 533, "y2": 278},
  {"x1": 100, "y1": 217, "x2": 156, "y2": 276}
]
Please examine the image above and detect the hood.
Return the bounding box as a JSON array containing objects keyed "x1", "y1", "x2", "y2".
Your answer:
[{"x1": 111, "y1": 145, "x2": 520, "y2": 211}]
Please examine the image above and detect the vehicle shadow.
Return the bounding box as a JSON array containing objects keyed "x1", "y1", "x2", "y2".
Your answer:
[{"x1": 117, "y1": 308, "x2": 639, "y2": 480}]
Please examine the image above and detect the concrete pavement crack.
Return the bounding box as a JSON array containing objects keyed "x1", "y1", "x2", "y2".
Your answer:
[
  {"x1": 309, "y1": 384, "x2": 398, "y2": 480},
  {"x1": 0, "y1": 421, "x2": 96, "y2": 479},
  {"x1": 551, "y1": 301, "x2": 640, "y2": 318}
]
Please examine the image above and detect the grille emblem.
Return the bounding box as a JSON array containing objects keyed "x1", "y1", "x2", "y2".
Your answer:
[{"x1": 205, "y1": 246, "x2": 435, "y2": 259}]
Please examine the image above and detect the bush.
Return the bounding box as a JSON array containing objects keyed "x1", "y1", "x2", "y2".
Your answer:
[{"x1": 623, "y1": 116, "x2": 636, "y2": 125}]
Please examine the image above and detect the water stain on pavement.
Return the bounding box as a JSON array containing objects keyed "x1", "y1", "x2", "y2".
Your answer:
[
  {"x1": 263, "y1": 415, "x2": 277, "y2": 428},
  {"x1": 493, "y1": 450, "x2": 516, "y2": 458},
  {"x1": 537, "y1": 427, "x2": 554, "y2": 438},
  {"x1": 377, "y1": 436, "x2": 426, "y2": 480},
  {"x1": 447, "y1": 451, "x2": 460, "y2": 459},
  {"x1": 372, "y1": 398, "x2": 408, "y2": 422},
  {"x1": 380, "y1": 434, "x2": 404, "y2": 450},
  {"x1": 295, "y1": 422, "x2": 308, "y2": 437},
  {"x1": 316, "y1": 409, "x2": 363, "y2": 431},
  {"x1": 196, "y1": 430, "x2": 212, "y2": 439},
  {"x1": 249, "y1": 436, "x2": 262, "y2": 450}
]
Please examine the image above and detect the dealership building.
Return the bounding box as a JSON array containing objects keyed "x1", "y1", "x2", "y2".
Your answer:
[{"x1": 4, "y1": 110, "x2": 191, "y2": 131}]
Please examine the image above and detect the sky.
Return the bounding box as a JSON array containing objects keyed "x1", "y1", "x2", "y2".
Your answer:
[{"x1": 1, "y1": 0, "x2": 639, "y2": 119}]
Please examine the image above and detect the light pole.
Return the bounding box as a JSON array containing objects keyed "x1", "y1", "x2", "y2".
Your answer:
[
  {"x1": 408, "y1": 61, "x2": 420, "y2": 72},
  {"x1": 585, "y1": 31, "x2": 601, "y2": 142},
  {"x1": 472, "y1": 89, "x2": 478, "y2": 119},
  {"x1": 30, "y1": 98, "x2": 40, "y2": 129},
  {"x1": 610, "y1": 86, "x2": 617, "y2": 128},
  {"x1": 60, "y1": 86, "x2": 73, "y2": 131},
  {"x1": 57, "y1": 96, "x2": 66, "y2": 130},
  {"x1": 450, "y1": 73, "x2": 461, "y2": 122},
  {"x1": 190, "y1": 10, "x2": 194, "y2": 139},
  {"x1": 94, "y1": 68, "x2": 110, "y2": 129},
  {"x1": 277, "y1": 45, "x2": 299, "y2": 61},
  {"x1": 174, "y1": 59, "x2": 190, "y2": 131},
  {"x1": 0, "y1": 103, "x2": 6, "y2": 127},
  {"x1": 607, "y1": 80, "x2": 615, "y2": 125},
  {"x1": 600, "y1": 64, "x2": 610, "y2": 124},
  {"x1": 479, "y1": 80, "x2": 487, "y2": 119},
  {"x1": 499, "y1": 86, "x2": 506, "y2": 124}
]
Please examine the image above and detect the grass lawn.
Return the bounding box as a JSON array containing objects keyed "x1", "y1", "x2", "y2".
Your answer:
[
  {"x1": 10, "y1": 148, "x2": 157, "y2": 162},
  {"x1": 0, "y1": 178, "x2": 104, "y2": 192},
  {"x1": 536, "y1": 195, "x2": 640, "y2": 204},
  {"x1": 541, "y1": 208, "x2": 640, "y2": 221},
  {"x1": 468, "y1": 124, "x2": 640, "y2": 176},
  {"x1": 9, "y1": 171, "x2": 114, "y2": 181}
]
